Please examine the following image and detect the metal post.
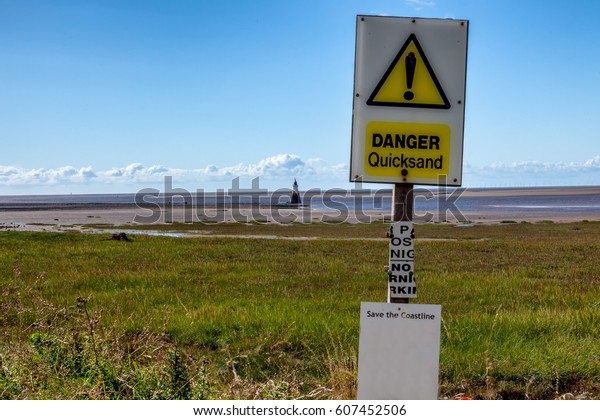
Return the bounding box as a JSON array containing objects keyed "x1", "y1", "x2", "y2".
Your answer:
[
  {"x1": 391, "y1": 183, "x2": 413, "y2": 223},
  {"x1": 389, "y1": 183, "x2": 413, "y2": 304}
]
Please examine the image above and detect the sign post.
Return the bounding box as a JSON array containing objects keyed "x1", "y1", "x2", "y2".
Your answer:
[
  {"x1": 387, "y1": 220, "x2": 416, "y2": 301},
  {"x1": 351, "y1": 15, "x2": 468, "y2": 298},
  {"x1": 390, "y1": 184, "x2": 413, "y2": 304},
  {"x1": 353, "y1": 16, "x2": 468, "y2": 400}
]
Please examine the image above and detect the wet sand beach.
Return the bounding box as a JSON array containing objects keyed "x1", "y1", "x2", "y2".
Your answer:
[{"x1": 1, "y1": 186, "x2": 599, "y2": 233}]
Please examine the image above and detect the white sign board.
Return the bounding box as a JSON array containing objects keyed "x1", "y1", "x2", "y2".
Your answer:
[
  {"x1": 358, "y1": 302, "x2": 441, "y2": 400},
  {"x1": 388, "y1": 221, "x2": 416, "y2": 299},
  {"x1": 350, "y1": 16, "x2": 468, "y2": 186}
]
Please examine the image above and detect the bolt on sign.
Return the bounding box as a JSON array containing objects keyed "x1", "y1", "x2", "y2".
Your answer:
[
  {"x1": 350, "y1": 16, "x2": 468, "y2": 186},
  {"x1": 387, "y1": 221, "x2": 416, "y2": 299}
]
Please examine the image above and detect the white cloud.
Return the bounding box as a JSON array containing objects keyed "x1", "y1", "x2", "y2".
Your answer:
[
  {"x1": 463, "y1": 156, "x2": 600, "y2": 187},
  {"x1": 0, "y1": 154, "x2": 347, "y2": 192},
  {"x1": 368, "y1": 11, "x2": 390, "y2": 17},
  {"x1": 3, "y1": 155, "x2": 600, "y2": 193},
  {"x1": 198, "y1": 154, "x2": 309, "y2": 179},
  {"x1": 585, "y1": 156, "x2": 600, "y2": 167},
  {"x1": 405, "y1": 0, "x2": 435, "y2": 11},
  {"x1": 0, "y1": 165, "x2": 97, "y2": 185}
]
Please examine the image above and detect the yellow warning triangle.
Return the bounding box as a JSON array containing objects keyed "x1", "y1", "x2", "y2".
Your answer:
[{"x1": 367, "y1": 34, "x2": 450, "y2": 109}]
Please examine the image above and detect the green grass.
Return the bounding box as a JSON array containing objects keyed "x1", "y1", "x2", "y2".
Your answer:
[{"x1": 1, "y1": 221, "x2": 599, "y2": 399}]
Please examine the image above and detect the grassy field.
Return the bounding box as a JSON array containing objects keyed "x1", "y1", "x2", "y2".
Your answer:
[{"x1": 0, "y1": 221, "x2": 599, "y2": 399}]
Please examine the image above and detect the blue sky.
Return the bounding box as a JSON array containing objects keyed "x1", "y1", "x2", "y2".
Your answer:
[{"x1": 2, "y1": 0, "x2": 600, "y2": 194}]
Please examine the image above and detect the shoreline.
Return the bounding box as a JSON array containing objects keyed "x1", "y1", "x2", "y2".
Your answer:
[
  {"x1": 2, "y1": 185, "x2": 600, "y2": 202},
  {"x1": 1, "y1": 206, "x2": 600, "y2": 235},
  {"x1": 1, "y1": 186, "x2": 599, "y2": 232}
]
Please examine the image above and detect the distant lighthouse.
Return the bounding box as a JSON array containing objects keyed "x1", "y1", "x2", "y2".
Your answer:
[{"x1": 291, "y1": 179, "x2": 301, "y2": 204}]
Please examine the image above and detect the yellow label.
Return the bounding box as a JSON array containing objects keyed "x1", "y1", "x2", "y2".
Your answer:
[{"x1": 364, "y1": 121, "x2": 451, "y2": 180}]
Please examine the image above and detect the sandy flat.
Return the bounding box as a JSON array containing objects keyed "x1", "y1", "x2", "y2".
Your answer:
[
  {"x1": 1, "y1": 186, "x2": 599, "y2": 233},
  {"x1": 445, "y1": 186, "x2": 600, "y2": 197}
]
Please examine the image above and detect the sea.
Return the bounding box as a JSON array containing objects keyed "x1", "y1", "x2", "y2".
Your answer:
[{"x1": 1, "y1": 186, "x2": 600, "y2": 222}]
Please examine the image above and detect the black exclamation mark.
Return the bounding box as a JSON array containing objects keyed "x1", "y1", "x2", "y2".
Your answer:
[{"x1": 404, "y1": 52, "x2": 416, "y2": 101}]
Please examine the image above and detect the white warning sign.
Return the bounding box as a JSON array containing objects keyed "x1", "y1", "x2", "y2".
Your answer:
[
  {"x1": 388, "y1": 221, "x2": 416, "y2": 298},
  {"x1": 358, "y1": 302, "x2": 442, "y2": 399},
  {"x1": 350, "y1": 16, "x2": 469, "y2": 186}
]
